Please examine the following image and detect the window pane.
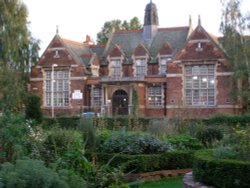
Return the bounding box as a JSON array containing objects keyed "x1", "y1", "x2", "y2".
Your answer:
[
  {"x1": 185, "y1": 65, "x2": 215, "y2": 106},
  {"x1": 45, "y1": 70, "x2": 70, "y2": 107},
  {"x1": 185, "y1": 66, "x2": 192, "y2": 75},
  {"x1": 148, "y1": 86, "x2": 162, "y2": 106},
  {"x1": 135, "y1": 59, "x2": 147, "y2": 76},
  {"x1": 92, "y1": 87, "x2": 101, "y2": 106},
  {"x1": 200, "y1": 65, "x2": 207, "y2": 75}
]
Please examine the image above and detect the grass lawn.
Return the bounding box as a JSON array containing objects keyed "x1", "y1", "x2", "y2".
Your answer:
[{"x1": 138, "y1": 177, "x2": 183, "y2": 188}]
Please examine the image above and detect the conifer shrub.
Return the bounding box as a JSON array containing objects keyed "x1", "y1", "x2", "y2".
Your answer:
[{"x1": 25, "y1": 93, "x2": 43, "y2": 123}]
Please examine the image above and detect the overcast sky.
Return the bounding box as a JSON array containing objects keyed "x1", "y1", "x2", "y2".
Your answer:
[{"x1": 22, "y1": 0, "x2": 250, "y2": 55}]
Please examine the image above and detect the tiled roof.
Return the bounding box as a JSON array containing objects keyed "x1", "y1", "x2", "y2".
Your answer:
[
  {"x1": 104, "y1": 26, "x2": 190, "y2": 58},
  {"x1": 62, "y1": 38, "x2": 90, "y2": 66},
  {"x1": 62, "y1": 38, "x2": 105, "y2": 67}
]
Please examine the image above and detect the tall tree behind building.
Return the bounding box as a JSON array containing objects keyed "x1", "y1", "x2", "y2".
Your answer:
[
  {"x1": 220, "y1": 0, "x2": 250, "y2": 112},
  {"x1": 97, "y1": 17, "x2": 142, "y2": 44},
  {"x1": 0, "y1": 0, "x2": 40, "y2": 112}
]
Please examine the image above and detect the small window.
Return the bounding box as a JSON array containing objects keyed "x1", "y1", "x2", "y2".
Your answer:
[
  {"x1": 147, "y1": 85, "x2": 163, "y2": 106},
  {"x1": 135, "y1": 58, "x2": 147, "y2": 77},
  {"x1": 53, "y1": 50, "x2": 60, "y2": 58},
  {"x1": 196, "y1": 42, "x2": 203, "y2": 51}
]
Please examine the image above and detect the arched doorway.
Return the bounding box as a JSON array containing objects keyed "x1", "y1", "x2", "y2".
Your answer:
[{"x1": 112, "y1": 89, "x2": 128, "y2": 115}]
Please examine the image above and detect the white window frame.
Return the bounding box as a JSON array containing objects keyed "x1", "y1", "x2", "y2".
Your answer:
[
  {"x1": 135, "y1": 58, "x2": 147, "y2": 77},
  {"x1": 159, "y1": 57, "x2": 171, "y2": 75},
  {"x1": 184, "y1": 64, "x2": 215, "y2": 106},
  {"x1": 92, "y1": 86, "x2": 102, "y2": 107},
  {"x1": 45, "y1": 70, "x2": 70, "y2": 107},
  {"x1": 147, "y1": 85, "x2": 163, "y2": 107},
  {"x1": 109, "y1": 59, "x2": 122, "y2": 78}
]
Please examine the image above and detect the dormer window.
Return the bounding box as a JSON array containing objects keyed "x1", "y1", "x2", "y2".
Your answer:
[
  {"x1": 159, "y1": 57, "x2": 171, "y2": 75},
  {"x1": 135, "y1": 58, "x2": 147, "y2": 77},
  {"x1": 110, "y1": 59, "x2": 122, "y2": 78}
]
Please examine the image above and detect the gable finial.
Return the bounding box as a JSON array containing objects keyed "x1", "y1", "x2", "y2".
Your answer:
[
  {"x1": 198, "y1": 15, "x2": 201, "y2": 26},
  {"x1": 189, "y1": 15, "x2": 192, "y2": 27},
  {"x1": 56, "y1": 25, "x2": 59, "y2": 35}
]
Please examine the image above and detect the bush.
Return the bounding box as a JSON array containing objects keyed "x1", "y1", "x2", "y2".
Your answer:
[
  {"x1": 163, "y1": 134, "x2": 203, "y2": 150},
  {"x1": 89, "y1": 151, "x2": 193, "y2": 173},
  {"x1": 42, "y1": 128, "x2": 88, "y2": 173},
  {"x1": 99, "y1": 132, "x2": 169, "y2": 154},
  {"x1": 196, "y1": 126, "x2": 223, "y2": 148},
  {"x1": 0, "y1": 114, "x2": 30, "y2": 162},
  {"x1": 193, "y1": 149, "x2": 250, "y2": 188},
  {"x1": 25, "y1": 93, "x2": 43, "y2": 123},
  {"x1": 203, "y1": 113, "x2": 250, "y2": 126},
  {"x1": 42, "y1": 117, "x2": 80, "y2": 129},
  {"x1": 0, "y1": 159, "x2": 87, "y2": 188}
]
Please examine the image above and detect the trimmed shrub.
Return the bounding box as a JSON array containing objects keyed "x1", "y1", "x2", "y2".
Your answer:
[
  {"x1": 89, "y1": 151, "x2": 193, "y2": 173},
  {"x1": 193, "y1": 149, "x2": 250, "y2": 188},
  {"x1": 203, "y1": 113, "x2": 250, "y2": 126},
  {"x1": 42, "y1": 116, "x2": 80, "y2": 129}
]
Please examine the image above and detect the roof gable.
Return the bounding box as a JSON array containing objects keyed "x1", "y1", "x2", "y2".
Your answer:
[
  {"x1": 108, "y1": 45, "x2": 125, "y2": 57},
  {"x1": 176, "y1": 25, "x2": 225, "y2": 61},
  {"x1": 104, "y1": 26, "x2": 190, "y2": 58},
  {"x1": 133, "y1": 44, "x2": 149, "y2": 56},
  {"x1": 159, "y1": 42, "x2": 173, "y2": 55}
]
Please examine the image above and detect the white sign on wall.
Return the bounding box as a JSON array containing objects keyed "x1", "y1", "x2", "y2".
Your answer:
[{"x1": 72, "y1": 90, "x2": 83, "y2": 100}]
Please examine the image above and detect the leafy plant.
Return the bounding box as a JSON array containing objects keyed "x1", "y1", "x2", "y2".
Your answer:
[
  {"x1": 99, "y1": 132, "x2": 169, "y2": 154},
  {"x1": 42, "y1": 128, "x2": 88, "y2": 174},
  {"x1": 0, "y1": 114, "x2": 30, "y2": 162},
  {"x1": 0, "y1": 159, "x2": 87, "y2": 188},
  {"x1": 196, "y1": 126, "x2": 223, "y2": 148},
  {"x1": 163, "y1": 134, "x2": 202, "y2": 150},
  {"x1": 24, "y1": 93, "x2": 43, "y2": 123}
]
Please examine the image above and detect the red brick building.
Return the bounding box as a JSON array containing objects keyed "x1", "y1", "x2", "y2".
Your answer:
[{"x1": 30, "y1": 1, "x2": 240, "y2": 117}]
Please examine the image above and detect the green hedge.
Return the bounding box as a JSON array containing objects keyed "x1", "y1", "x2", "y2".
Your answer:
[
  {"x1": 42, "y1": 114, "x2": 250, "y2": 130},
  {"x1": 203, "y1": 113, "x2": 250, "y2": 126},
  {"x1": 193, "y1": 149, "x2": 250, "y2": 188},
  {"x1": 88, "y1": 151, "x2": 193, "y2": 173},
  {"x1": 42, "y1": 116, "x2": 159, "y2": 130},
  {"x1": 42, "y1": 116, "x2": 80, "y2": 129}
]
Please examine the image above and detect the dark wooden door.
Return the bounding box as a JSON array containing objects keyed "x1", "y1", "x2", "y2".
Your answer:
[{"x1": 112, "y1": 90, "x2": 128, "y2": 115}]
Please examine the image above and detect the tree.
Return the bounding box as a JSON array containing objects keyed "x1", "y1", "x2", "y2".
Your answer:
[
  {"x1": 0, "y1": 0, "x2": 40, "y2": 112},
  {"x1": 96, "y1": 17, "x2": 142, "y2": 44},
  {"x1": 220, "y1": 0, "x2": 250, "y2": 112},
  {"x1": 25, "y1": 93, "x2": 43, "y2": 123}
]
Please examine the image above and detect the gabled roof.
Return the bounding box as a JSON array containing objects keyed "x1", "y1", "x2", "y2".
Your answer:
[
  {"x1": 159, "y1": 42, "x2": 173, "y2": 55},
  {"x1": 62, "y1": 38, "x2": 91, "y2": 65},
  {"x1": 104, "y1": 26, "x2": 190, "y2": 58},
  {"x1": 176, "y1": 25, "x2": 225, "y2": 61},
  {"x1": 39, "y1": 34, "x2": 105, "y2": 68}
]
